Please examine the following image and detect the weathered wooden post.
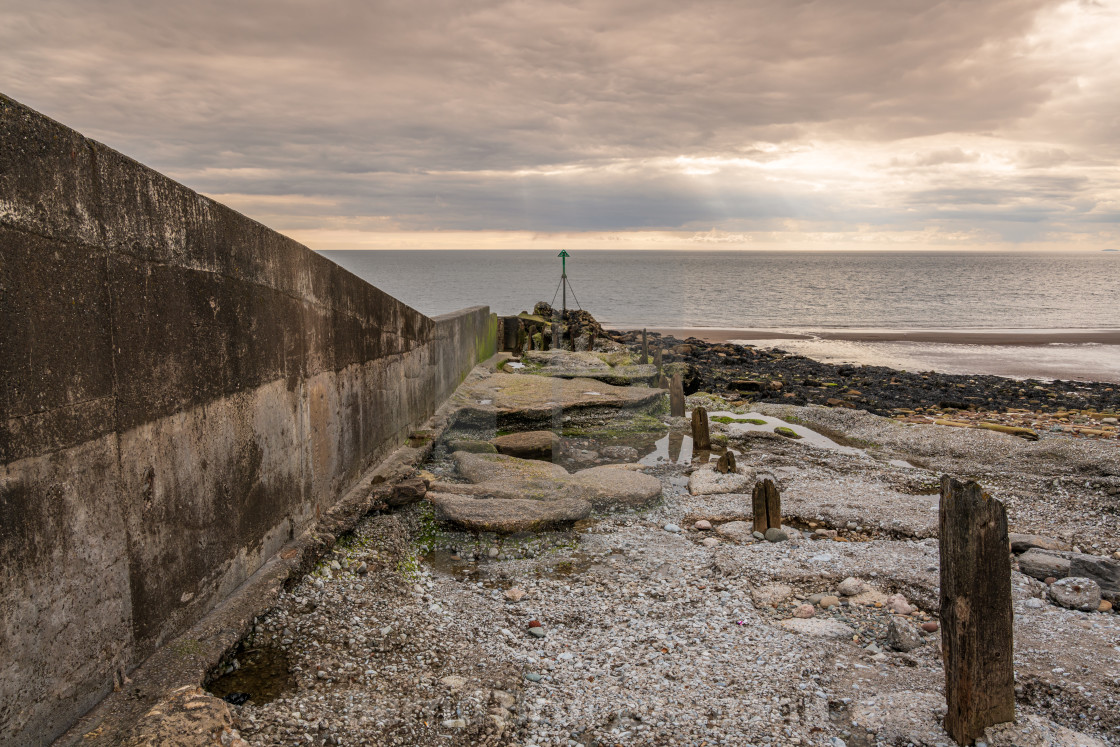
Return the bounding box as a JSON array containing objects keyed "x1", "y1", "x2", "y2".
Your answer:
[
  {"x1": 640, "y1": 328, "x2": 649, "y2": 365},
  {"x1": 752, "y1": 478, "x2": 781, "y2": 533},
  {"x1": 691, "y1": 406, "x2": 711, "y2": 450},
  {"x1": 587, "y1": 330, "x2": 596, "y2": 352},
  {"x1": 654, "y1": 345, "x2": 663, "y2": 374},
  {"x1": 939, "y1": 476, "x2": 1014, "y2": 744},
  {"x1": 716, "y1": 450, "x2": 736, "y2": 474},
  {"x1": 669, "y1": 373, "x2": 685, "y2": 417},
  {"x1": 657, "y1": 374, "x2": 669, "y2": 390}
]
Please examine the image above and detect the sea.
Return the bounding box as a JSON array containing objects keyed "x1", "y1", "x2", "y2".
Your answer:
[{"x1": 320, "y1": 250, "x2": 1120, "y2": 383}]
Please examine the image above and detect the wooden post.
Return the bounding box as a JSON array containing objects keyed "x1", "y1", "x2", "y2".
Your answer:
[
  {"x1": 654, "y1": 345, "x2": 663, "y2": 374},
  {"x1": 587, "y1": 330, "x2": 596, "y2": 351},
  {"x1": 640, "y1": 328, "x2": 648, "y2": 365},
  {"x1": 691, "y1": 406, "x2": 711, "y2": 450},
  {"x1": 669, "y1": 374, "x2": 685, "y2": 417},
  {"x1": 657, "y1": 374, "x2": 669, "y2": 390},
  {"x1": 716, "y1": 450, "x2": 736, "y2": 474},
  {"x1": 752, "y1": 478, "x2": 781, "y2": 533},
  {"x1": 939, "y1": 476, "x2": 1014, "y2": 744}
]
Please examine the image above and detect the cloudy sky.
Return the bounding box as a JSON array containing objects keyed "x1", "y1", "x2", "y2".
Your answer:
[{"x1": 3, "y1": 0, "x2": 1119, "y2": 250}]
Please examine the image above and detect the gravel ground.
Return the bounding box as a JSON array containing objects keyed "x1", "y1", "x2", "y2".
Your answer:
[{"x1": 219, "y1": 401, "x2": 1120, "y2": 746}]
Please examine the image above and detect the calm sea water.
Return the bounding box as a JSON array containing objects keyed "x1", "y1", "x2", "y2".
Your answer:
[{"x1": 321, "y1": 250, "x2": 1120, "y2": 381}]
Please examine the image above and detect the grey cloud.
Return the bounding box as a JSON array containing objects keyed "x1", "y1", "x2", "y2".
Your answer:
[
  {"x1": 1, "y1": 0, "x2": 1114, "y2": 243},
  {"x1": 1017, "y1": 148, "x2": 1071, "y2": 168},
  {"x1": 892, "y1": 148, "x2": 980, "y2": 167}
]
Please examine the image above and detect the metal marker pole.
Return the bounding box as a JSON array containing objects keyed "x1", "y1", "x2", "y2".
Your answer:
[{"x1": 558, "y1": 250, "x2": 569, "y2": 349}]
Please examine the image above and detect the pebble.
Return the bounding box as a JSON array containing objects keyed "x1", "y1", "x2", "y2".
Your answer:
[
  {"x1": 764, "y1": 527, "x2": 789, "y2": 543},
  {"x1": 663, "y1": 523, "x2": 682, "y2": 533},
  {"x1": 504, "y1": 587, "x2": 526, "y2": 602},
  {"x1": 524, "y1": 672, "x2": 542, "y2": 682},
  {"x1": 1100, "y1": 600, "x2": 1113, "y2": 612},
  {"x1": 837, "y1": 577, "x2": 863, "y2": 596},
  {"x1": 488, "y1": 547, "x2": 500, "y2": 558},
  {"x1": 921, "y1": 620, "x2": 939, "y2": 633},
  {"x1": 528, "y1": 627, "x2": 546, "y2": 638},
  {"x1": 886, "y1": 593, "x2": 915, "y2": 615},
  {"x1": 694, "y1": 520, "x2": 712, "y2": 531},
  {"x1": 819, "y1": 595, "x2": 840, "y2": 609},
  {"x1": 441, "y1": 719, "x2": 467, "y2": 729},
  {"x1": 793, "y1": 604, "x2": 815, "y2": 618},
  {"x1": 886, "y1": 617, "x2": 923, "y2": 652},
  {"x1": 752, "y1": 531, "x2": 765, "y2": 540},
  {"x1": 701, "y1": 537, "x2": 720, "y2": 547}
]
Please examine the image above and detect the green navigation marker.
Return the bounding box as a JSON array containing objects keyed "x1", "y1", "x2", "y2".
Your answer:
[{"x1": 558, "y1": 249, "x2": 569, "y2": 277}]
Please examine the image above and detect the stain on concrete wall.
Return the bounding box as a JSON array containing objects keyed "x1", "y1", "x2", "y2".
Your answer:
[{"x1": 0, "y1": 94, "x2": 496, "y2": 745}]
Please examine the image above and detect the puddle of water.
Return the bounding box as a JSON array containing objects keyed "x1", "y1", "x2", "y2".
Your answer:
[
  {"x1": 537, "y1": 551, "x2": 599, "y2": 578},
  {"x1": 639, "y1": 432, "x2": 694, "y2": 465},
  {"x1": 206, "y1": 645, "x2": 295, "y2": 706},
  {"x1": 424, "y1": 550, "x2": 492, "y2": 583},
  {"x1": 704, "y1": 411, "x2": 864, "y2": 456}
]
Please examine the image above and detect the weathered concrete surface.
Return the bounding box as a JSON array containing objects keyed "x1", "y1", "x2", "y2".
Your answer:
[{"x1": 0, "y1": 94, "x2": 496, "y2": 745}]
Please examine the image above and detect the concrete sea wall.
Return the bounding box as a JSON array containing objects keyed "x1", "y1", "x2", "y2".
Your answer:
[{"x1": 0, "y1": 94, "x2": 495, "y2": 745}]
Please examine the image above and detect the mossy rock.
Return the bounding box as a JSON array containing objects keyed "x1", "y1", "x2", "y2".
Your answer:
[
  {"x1": 446, "y1": 439, "x2": 498, "y2": 454},
  {"x1": 774, "y1": 427, "x2": 803, "y2": 440},
  {"x1": 711, "y1": 416, "x2": 767, "y2": 425}
]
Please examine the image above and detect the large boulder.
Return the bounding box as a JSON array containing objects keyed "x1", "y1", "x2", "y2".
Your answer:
[
  {"x1": 1069, "y1": 555, "x2": 1120, "y2": 597},
  {"x1": 124, "y1": 686, "x2": 246, "y2": 746},
  {"x1": 1048, "y1": 577, "x2": 1102, "y2": 611},
  {"x1": 1009, "y1": 533, "x2": 1069, "y2": 553},
  {"x1": 1019, "y1": 549, "x2": 1120, "y2": 596},
  {"x1": 688, "y1": 463, "x2": 754, "y2": 495},
  {"x1": 714, "y1": 521, "x2": 754, "y2": 543},
  {"x1": 491, "y1": 430, "x2": 559, "y2": 460},
  {"x1": 1018, "y1": 548, "x2": 1070, "y2": 581}
]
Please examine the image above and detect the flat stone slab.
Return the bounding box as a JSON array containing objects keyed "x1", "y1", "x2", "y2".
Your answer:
[
  {"x1": 427, "y1": 493, "x2": 592, "y2": 532},
  {"x1": 453, "y1": 451, "x2": 568, "y2": 483},
  {"x1": 457, "y1": 372, "x2": 663, "y2": 422},
  {"x1": 491, "y1": 430, "x2": 559, "y2": 460},
  {"x1": 432, "y1": 452, "x2": 662, "y2": 530},
  {"x1": 688, "y1": 464, "x2": 755, "y2": 495},
  {"x1": 568, "y1": 465, "x2": 664, "y2": 510}
]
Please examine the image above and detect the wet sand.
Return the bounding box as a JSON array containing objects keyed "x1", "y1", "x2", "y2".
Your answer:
[{"x1": 643, "y1": 327, "x2": 1120, "y2": 346}]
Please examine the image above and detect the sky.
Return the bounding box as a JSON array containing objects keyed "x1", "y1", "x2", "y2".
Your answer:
[{"x1": 3, "y1": 0, "x2": 1119, "y2": 251}]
